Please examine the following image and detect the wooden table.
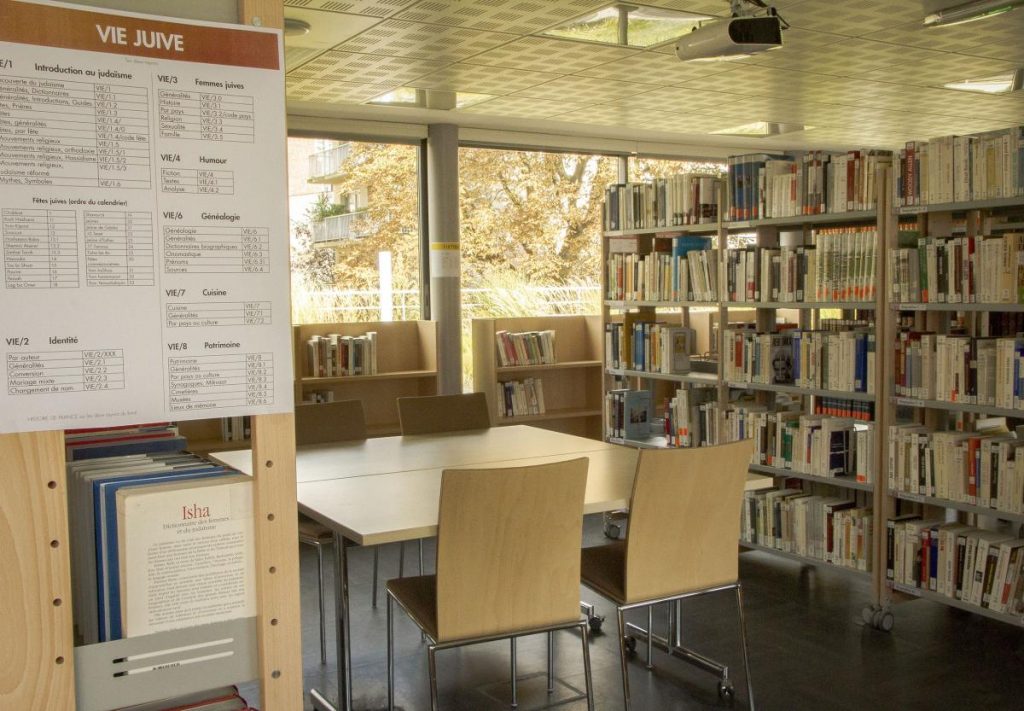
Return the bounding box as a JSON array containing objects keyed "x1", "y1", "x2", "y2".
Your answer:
[{"x1": 212, "y1": 426, "x2": 770, "y2": 711}]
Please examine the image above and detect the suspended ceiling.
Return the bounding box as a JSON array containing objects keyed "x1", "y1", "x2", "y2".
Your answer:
[{"x1": 282, "y1": 0, "x2": 1024, "y2": 153}]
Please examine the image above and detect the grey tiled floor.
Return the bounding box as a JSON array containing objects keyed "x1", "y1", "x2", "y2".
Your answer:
[{"x1": 245, "y1": 516, "x2": 1024, "y2": 710}]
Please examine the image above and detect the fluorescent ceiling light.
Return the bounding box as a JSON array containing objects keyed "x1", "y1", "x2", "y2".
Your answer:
[
  {"x1": 942, "y1": 69, "x2": 1023, "y2": 93},
  {"x1": 541, "y1": 3, "x2": 712, "y2": 48},
  {"x1": 710, "y1": 121, "x2": 810, "y2": 136},
  {"x1": 368, "y1": 87, "x2": 420, "y2": 106},
  {"x1": 366, "y1": 88, "x2": 496, "y2": 109},
  {"x1": 923, "y1": 0, "x2": 1024, "y2": 27}
]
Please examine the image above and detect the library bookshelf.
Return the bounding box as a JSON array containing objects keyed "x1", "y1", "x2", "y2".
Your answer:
[
  {"x1": 293, "y1": 320, "x2": 438, "y2": 437},
  {"x1": 600, "y1": 168, "x2": 892, "y2": 613},
  {"x1": 472, "y1": 315, "x2": 604, "y2": 439},
  {"x1": 881, "y1": 184, "x2": 1024, "y2": 629}
]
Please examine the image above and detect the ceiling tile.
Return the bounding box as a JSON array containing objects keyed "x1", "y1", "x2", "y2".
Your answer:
[
  {"x1": 291, "y1": 51, "x2": 449, "y2": 85},
  {"x1": 286, "y1": 78, "x2": 400, "y2": 103},
  {"x1": 781, "y1": 0, "x2": 925, "y2": 36},
  {"x1": 459, "y1": 94, "x2": 590, "y2": 119},
  {"x1": 513, "y1": 75, "x2": 660, "y2": 103},
  {"x1": 465, "y1": 36, "x2": 641, "y2": 73},
  {"x1": 407, "y1": 63, "x2": 562, "y2": 94},
  {"x1": 576, "y1": 50, "x2": 735, "y2": 84},
  {"x1": 394, "y1": 0, "x2": 607, "y2": 34},
  {"x1": 329, "y1": 19, "x2": 516, "y2": 60},
  {"x1": 858, "y1": 54, "x2": 1020, "y2": 88},
  {"x1": 283, "y1": 0, "x2": 417, "y2": 17}
]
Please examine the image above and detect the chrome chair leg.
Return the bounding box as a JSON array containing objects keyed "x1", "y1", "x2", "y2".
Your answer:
[
  {"x1": 418, "y1": 538, "x2": 424, "y2": 574},
  {"x1": 580, "y1": 622, "x2": 595, "y2": 711},
  {"x1": 428, "y1": 645, "x2": 439, "y2": 711},
  {"x1": 646, "y1": 606, "x2": 654, "y2": 670},
  {"x1": 315, "y1": 540, "x2": 326, "y2": 665},
  {"x1": 386, "y1": 593, "x2": 395, "y2": 711},
  {"x1": 372, "y1": 546, "x2": 379, "y2": 608},
  {"x1": 617, "y1": 607, "x2": 631, "y2": 711},
  {"x1": 547, "y1": 631, "x2": 555, "y2": 693},
  {"x1": 510, "y1": 636, "x2": 518, "y2": 708},
  {"x1": 398, "y1": 541, "x2": 405, "y2": 577},
  {"x1": 736, "y1": 584, "x2": 755, "y2": 711}
]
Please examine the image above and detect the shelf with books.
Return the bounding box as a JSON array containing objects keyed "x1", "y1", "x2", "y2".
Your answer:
[
  {"x1": 293, "y1": 321, "x2": 438, "y2": 436},
  {"x1": 890, "y1": 582, "x2": 1024, "y2": 627},
  {"x1": 750, "y1": 464, "x2": 874, "y2": 492},
  {"x1": 603, "y1": 223, "x2": 719, "y2": 237},
  {"x1": 727, "y1": 209, "x2": 878, "y2": 230},
  {"x1": 614, "y1": 368, "x2": 719, "y2": 386},
  {"x1": 892, "y1": 303, "x2": 1024, "y2": 313},
  {"x1": 891, "y1": 397, "x2": 1024, "y2": 420},
  {"x1": 888, "y1": 490, "x2": 1024, "y2": 524},
  {"x1": 880, "y1": 131, "x2": 1024, "y2": 628},
  {"x1": 725, "y1": 301, "x2": 877, "y2": 310},
  {"x1": 728, "y1": 381, "x2": 876, "y2": 403},
  {"x1": 740, "y1": 542, "x2": 873, "y2": 581},
  {"x1": 896, "y1": 195, "x2": 1024, "y2": 215},
  {"x1": 604, "y1": 299, "x2": 718, "y2": 310},
  {"x1": 473, "y1": 315, "x2": 604, "y2": 439}
]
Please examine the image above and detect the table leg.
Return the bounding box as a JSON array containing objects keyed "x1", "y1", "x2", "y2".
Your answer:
[{"x1": 310, "y1": 532, "x2": 352, "y2": 711}]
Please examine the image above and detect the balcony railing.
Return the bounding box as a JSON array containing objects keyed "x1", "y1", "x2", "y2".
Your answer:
[
  {"x1": 311, "y1": 212, "x2": 370, "y2": 243},
  {"x1": 307, "y1": 143, "x2": 352, "y2": 182}
]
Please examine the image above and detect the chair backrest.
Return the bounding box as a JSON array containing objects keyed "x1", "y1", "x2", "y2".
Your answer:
[
  {"x1": 294, "y1": 400, "x2": 367, "y2": 445},
  {"x1": 434, "y1": 457, "x2": 589, "y2": 642},
  {"x1": 397, "y1": 392, "x2": 490, "y2": 435},
  {"x1": 624, "y1": 439, "x2": 754, "y2": 603}
]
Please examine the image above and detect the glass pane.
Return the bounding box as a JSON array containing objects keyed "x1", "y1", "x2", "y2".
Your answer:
[
  {"x1": 458, "y1": 147, "x2": 616, "y2": 388},
  {"x1": 287, "y1": 138, "x2": 421, "y2": 323}
]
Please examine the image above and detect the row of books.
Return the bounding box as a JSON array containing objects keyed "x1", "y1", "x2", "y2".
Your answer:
[
  {"x1": 893, "y1": 331, "x2": 1024, "y2": 407},
  {"x1": 604, "y1": 321, "x2": 693, "y2": 374},
  {"x1": 742, "y1": 489, "x2": 873, "y2": 572},
  {"x1": 661, "y1": 385, "x2": 715, "y2": 448},
  {"x1": 497, "y1": 377, "x2": 546, "y2": 418},
  {"x1": 728, "y1": 149, "x2": 890, "y2": 221},
  {"x1": 895, "y1": 126, "x2": 1024, "y2": 207},
  {"x1": 303, "y1": 389, "x2": 336, "y2": 403},
  {"x1": 606, "y1": 388, "x2": 652, "y2": 441},
  {"x1": 605, "y1": 242, "x2": 718, "y2": 303},
  {"x1": 66, "y1": 427, "x2": 254, "y2": 645},
  {"x1": 888, "y1": 232, "x2": 1024, "y2": 304},
  {"x1": 603, "y1": 173, "x2": 722, "y2": 231},
  {"x1": 494, "y1": 329, "x2": 556, "y2": 367},
  {"x1": 713, "y1": 406, "x2": 874, "y2": 484},
  {"x1": 220, "y1": 415, "x2": 251, "y2": 442},
  {"x1": 886, "y1": 517, "x2": 1024, "y2": 616},
  {"x1": 888, "y1": 423, "x2": 1024, "y2": 513},
  {"x1": 723, "y1": 325, "x2": 876, "y2": 394},
  {"x1": 725, "y1": 227, "x2": 879, "y2": 303},
  {"x1": 304, "y1": 331, "x2": 378, "y2": 378}
]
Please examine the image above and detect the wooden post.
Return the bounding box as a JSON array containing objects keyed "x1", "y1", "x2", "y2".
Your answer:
[
  {"x1": 0, "y1": 430, "x2": 75, "y2": 710},
  {"x1": 234, "y1": 2, "x2": 303, "y2": 709}
]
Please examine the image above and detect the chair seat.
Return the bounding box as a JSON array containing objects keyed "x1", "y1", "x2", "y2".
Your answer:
[
  {"x1": 298, "y1": 514, "x2": 333, "y2": 543},
  {"x1": 580, "y1": 541, "x2": 627, "y2": 605},
  {"x1": 387, "y1": 574, "x2": 439, "y2": 641}
]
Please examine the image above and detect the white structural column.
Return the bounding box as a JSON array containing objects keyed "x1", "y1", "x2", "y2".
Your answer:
[{"x1": 426, "y1": 124, "x2": 462, "y2": 393}]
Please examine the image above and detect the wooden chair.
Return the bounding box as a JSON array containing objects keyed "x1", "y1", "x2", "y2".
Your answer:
[
  {"x1": 580, "y1": 440, "x2": 756, "y2": 710},
  {"x1": 294, "y1": 400, "x2": 367, "y2": 664},
  {"x1": 396, "y1": 392, "x2": 490, "y2": 435},
  {"x1": 386, "y1": 458, "x2": 594, "y2": 711},
  {"x1": 394, "y1": 392, "x2": 491, "y2": 578}
]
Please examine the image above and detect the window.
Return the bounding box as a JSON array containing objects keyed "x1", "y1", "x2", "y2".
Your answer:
[{"x1": 287, "y1": 138, "x2": 421, "y2": 323}]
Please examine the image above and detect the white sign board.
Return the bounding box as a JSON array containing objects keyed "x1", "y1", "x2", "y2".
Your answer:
[{"x1": 0, "y1": 0, "x2": 292, "y2": 432}]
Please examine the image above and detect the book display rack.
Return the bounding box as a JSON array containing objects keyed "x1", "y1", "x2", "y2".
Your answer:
[{"x1": 472, "y1": 316, "x2": 603, "y2": 438}]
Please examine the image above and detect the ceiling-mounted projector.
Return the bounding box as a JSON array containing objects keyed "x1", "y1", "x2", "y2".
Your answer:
[{"x1": 674, "y1": 15, "x2": 783, "y2": 62}]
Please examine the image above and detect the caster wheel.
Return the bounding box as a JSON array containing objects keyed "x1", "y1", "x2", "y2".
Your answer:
[
  {"x1": 624, "y1": 635, "x2": 637, "y2": 654},
  {"x1": 861, "y1": 605, "x2": 879, "y2": 625},
  {"x1": 877, "y1": 611, "x2": 894, "y2": 632},
  {"x1": 605, "y1": 524, "x2": 621, "y2": 539},
  {"x1": 588, "y1": 615, "x2": 604, "y2": 633},
  {"x1": 717, "y1": 680, "x2": 734, "y2": 701}
]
